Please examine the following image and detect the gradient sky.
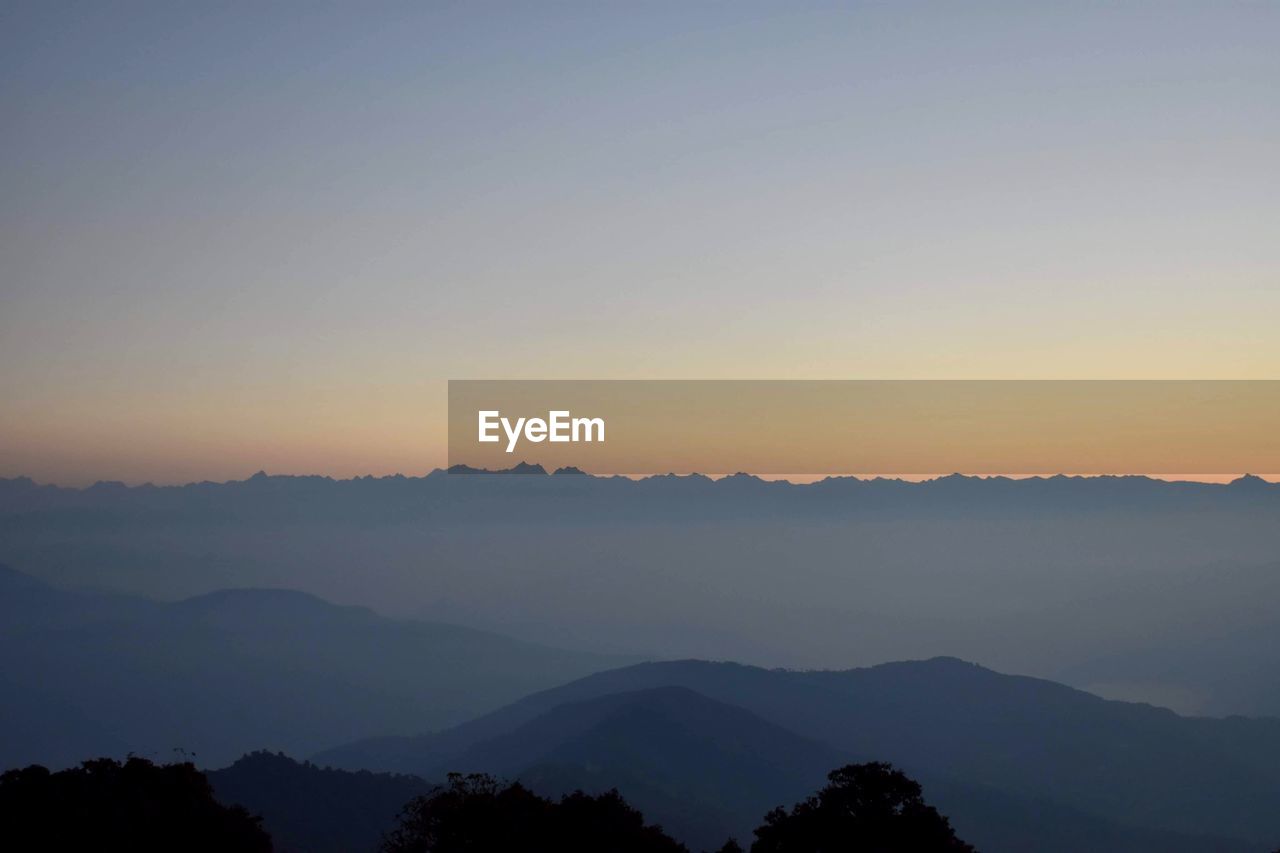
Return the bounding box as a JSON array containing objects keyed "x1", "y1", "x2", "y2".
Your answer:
[{"x1": 2, "y1": 2, "x2": 1277, "y2": 485}]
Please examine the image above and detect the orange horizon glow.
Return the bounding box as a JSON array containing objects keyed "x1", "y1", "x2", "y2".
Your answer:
[{"x1": 8, "y1": 469, "x2": 1275, "y2": 490}]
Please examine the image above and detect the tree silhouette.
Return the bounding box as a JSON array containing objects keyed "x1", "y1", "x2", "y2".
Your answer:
[
  {"x1": 381, "y1": 772, "x2": 687, "y2": 852},
  {"x1": 750, "y1": 762, "x2": 974, "y2": 852},
  {"x1": 0, "y1": 756, "x2": 271, "y2": 852}
]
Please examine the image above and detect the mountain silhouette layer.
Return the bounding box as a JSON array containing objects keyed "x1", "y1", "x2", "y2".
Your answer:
[
  {"x1": 318, "y1": 658, "x2": 1280, "y2": 850},
  {"x1": 6, "y1": 470, "x2": 1280, "y2": 717},
  {"x1": 0, "y1": 564, "x2": 628, "y2": 768},
  {"x1": 3, "y1": 470, "x2": 1276, "y2": 523}
]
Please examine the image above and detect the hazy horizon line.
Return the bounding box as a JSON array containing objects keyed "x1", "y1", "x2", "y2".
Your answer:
[{"x1": 4, "y1": 468, "x2": 1277, "y2": 490}]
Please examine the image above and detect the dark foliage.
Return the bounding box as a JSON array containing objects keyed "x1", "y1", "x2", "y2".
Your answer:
[
  {"x1": 381, "y1": 772, "x2": 688, "y2": 852},
  {"x1": 751, "y1": 762, "x2": 975, "y2": 852},
  {"x1": 0, "y1": 756, "x2": 271, "y2": 852}
]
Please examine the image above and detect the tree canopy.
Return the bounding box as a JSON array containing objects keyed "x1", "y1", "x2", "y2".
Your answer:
[
  {"x1": 750, "y1": 762, "x2": 975, "y2": 852},
  {"x1": 0, "y1": 756, "x2": 271, "y2": 852},
  {"x1": 381, "y1": 772, "x2": 688, "y2": 853},
  {"x1": 381, "y1": 763, "x2": 973, "y2": 853},
  {"x1": 0, "y1": 755, "x2": 974, "y2": 853}
]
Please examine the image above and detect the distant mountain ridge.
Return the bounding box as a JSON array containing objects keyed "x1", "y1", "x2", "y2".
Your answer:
[
  {"x1": 0, "y1": 564, "x2": 630, "y2": 769},
  {"x1": 1, "y1": 468, "x2": 1275, "y2": 524},
  {"x1": 5, "y1": 466, "x2": 1280, "y2": 719},
  {"x1": 6, "y1": 467, "x2": 1276, "y2": 490}
]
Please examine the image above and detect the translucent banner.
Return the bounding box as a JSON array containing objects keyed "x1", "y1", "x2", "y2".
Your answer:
[{"x1": 447, "y1": 380, "x2": 1280, "y2": 476}]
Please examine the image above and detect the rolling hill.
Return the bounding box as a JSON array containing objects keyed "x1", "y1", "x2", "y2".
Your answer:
[
  {"x1": 318, "y1": 657, "x2": 1280, "y2": 850},
  {"x1": 208, "y1": 752, "x2": 432, "y2": 853}
]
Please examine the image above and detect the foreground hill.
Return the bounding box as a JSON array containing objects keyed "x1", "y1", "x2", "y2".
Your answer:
[
  {"x1": 348, "y1": 684, "x2": 1237, "y2": 851},
  {"x1": 443, "y1": 686, "x2": 843, "y2": 849},
  {"x1": 0, "y1": 564, "x2": 627, "y2": 769},
  {"x1": 318, "y1": 657, "x2": 1280, "y2": 850},
  {"x1": 208, "y1": 752, "x2": 431, "y2": 853}
]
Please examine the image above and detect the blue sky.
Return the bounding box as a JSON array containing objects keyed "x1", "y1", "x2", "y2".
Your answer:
[{"x1": 2, "y1": 2, "x2": 1277, "y2": 483}]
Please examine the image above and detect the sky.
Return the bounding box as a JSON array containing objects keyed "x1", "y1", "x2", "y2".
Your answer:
[{"x1": 2, "y1": 2, "x2": 1277, "y2": 485}]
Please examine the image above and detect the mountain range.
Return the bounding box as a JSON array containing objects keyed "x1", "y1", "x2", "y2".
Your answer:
[
  {"x1": 5, "y1": 469, "x2": 1280, "y2": 718},
  {"x1": 6, "y1": 554, "x2": 1280, "y2": 849},
  {"x1": 0, "y1": 563, "x2": 627, "y2": 768},
  {"x1": 5, "y1": 469, "x2": 1280, "y2": 849},
  {"x1": 317, "y1": 657, "x2": 1280, "y2": 851},
  {"x1": 2, "y1": 468, "x2": 1276, "y2": 524}
]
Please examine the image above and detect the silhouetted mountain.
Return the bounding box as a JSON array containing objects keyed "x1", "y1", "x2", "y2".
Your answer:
[
  {"x1": 0, "y1": 565, "x2": 628, "y2": 769},
  {"x1": 319, "y1": 658, "x2": 1279, "y2": 850},
  {"x1": 439, "y1": 686, "x2": 843, "y2": 849},
  {"x1": 2, "y1": 469, "x2": 1275, "y2": 523},
  {"x1": 1229, "y1": 473, "x2": 1273, "y2": 491},
  {"x1": 208, "y1": 752, "x2": 431, "y2": 853}
]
